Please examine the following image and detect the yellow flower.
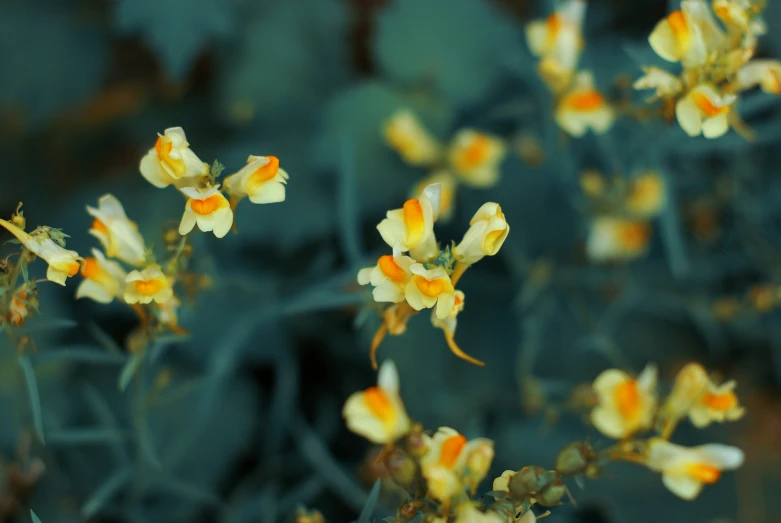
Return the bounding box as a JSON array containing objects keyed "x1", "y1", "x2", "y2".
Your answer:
[
  {"x1": 492, "y1": 470, "x2": 515, "y2": 493},
  {"x1": 590, "y1": 365, "x2": 657, "y2": 439},
  {"x1": 8, "y1": 290, "x2": 32, "y2": 326},
  {"x1": 676, "y1": 84, "x2": 735, "y2": 138},
  {"x1": 453, "y1": 504, "x2": 508, "y2": 523},
  {"x1": 405, "y1": 264, "x2": 455, "y2": 320},
  {"x1": 124, "y1": 264, "x2": 173, "y2": 305},
  {"x1": 555, "y1": 72, "x2": 615, "y2": 137},
  {"x1": 663, "y1": 363, "x2": 745, "y2": 428},
  {"x1": 463, "y1": 438, "x2": 495, "y2": 492},
  {"x1": 412, "y1": 171, "x2": 457, "y2": 222},
  {"x1": 633, "y1": 66, "x2": 684, "y2": 100},
  {"x1": 223, "y1": 155, "x2": 289, "y2": 205},
  {"x1": 453, "y1": 203, "x2": 509, "y2": 266},
  {"x1": 0, "y1": 219, "x2": 82, "y2": 286},
  {"x1": 87, "y1": 194, "x2": 146, "y2": 266},
  {"x1": 712, "y1": 0, "x2": 751, "y2": 32},
  {"x1": 377, "y1": 184, "x2": 440, "y2": 261},
  {"x1": 448, "y1": 130, "x2": 506, "y2": 188},
  {"x1": 357, "y1": 249, "x2": 416, "y2": 304},
  {"x1": 76, "y1": 248, "x2": 128, "y2": 304},
  {"x1": 178, "y1": 186, "x2": 234, "y2": 238},
  {"x1": 737, "y1": 60, "x2": 781, "y2": 95},
  {"x1": 342, "y1": 360, "x2": 411, "y2": 444},
  {"x1": 139, "y1": 127, "x2": 209, "y2": 188},
  {"x1": 625, "y1": 171, "x2": 667, "y2": 218},
  {"x1": 645, "y1": 438, "x2": 744, "y2": 500},
  {"x1": 586, "y1": 217, "x2": 652, "y2": 263},
  {"x1": 421, "y1": 427, "x2": 492, "y2": 502},
  {"x1": 648, "y1": 1, "x2": 724, "y2": 68},
  {"x1": 526, "y1": 0, "x2": 586, "y2": 77},
  {"x1": 384, "y1": 109, "x2": 442, "y2": 166}
]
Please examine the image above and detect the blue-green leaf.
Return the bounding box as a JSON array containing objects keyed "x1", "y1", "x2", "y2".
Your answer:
[
  {"x1": 30, "y1": 510, "x2": 42, "y2": 523},
  {"x1": 354, "y1": 480, "x2": 381, "y2": 523},
  {"x1": 118, "y1": 351, "x2": 146, "y2": 392},
  {"x1": 81, "y1": 467, "x2": 132, "y2": 518},
  {"x1": 17, "y1": 354, "x2": 44, "y2": 444}
]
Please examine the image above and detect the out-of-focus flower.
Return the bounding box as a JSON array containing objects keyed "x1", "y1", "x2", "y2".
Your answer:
[
  {"x1": 625, "y1": 171, "x2": 667, "y2": 217},
  {"x1": 633, "y1": 66, "x2": 684, "y2": 99},
  {"x1": 453, "y1": 203, "x2": 509, "y2": 266},
  {"x1": 378, "y1": 184, "x2": 441, "y2": 260},
  {"x1": 676, "y1": 84, "x2": 735, "y2": 138},
  {"x1": 76, "y1": 249, "x2": 128, "y2": 304},
  {"x1": 526, "y1": 0, "x2": 586, "y2": 83},
  {"x1": 0, "y1": 219, "x2": 82, "y2": 286},
  {"x1": 492, "y1": 470, "x2": 515, "y2": 492},
  {"x1": 223, "y1": 155, "x2": 289, "y2": 206},
  {"x1": 357, "y1": 249, "x2": 416, "y2": 304},
  {"x1": 384, "y1": 109, "x2": 442, "y2": 166},
  {"x1": 649, "y1": 1, "x2": 725, "y2": 68},
  {"x1": 412, "y1": 171, "x2": 456, "y2": 222},
  {"x1": 645, "y1": 438, "x2": 744, "y2": 499},
  {"x1": 139, "y1": 127, "x2": 208, "y2": 188},
  {"x1": 448, "y1": 130, "x2": 506, "y2": 188},
  {"x1": 342, "y1": 360, "x2": 411, "y2": 444},
  {"x1": 586, "y1": 217, "x2": 652, "y2": 262},
  {"x1": 405, "y1": 264, "x2": 455, "y2": 320},
  {"x1": 421, "y1": 427, "x2": 492, "y2": 502},
  {"x1": 453, "y1": 504, "x2": 507, "y2": 523},
  {"x1": 712, "y1": 0, "x2": 751, "y2": 32},
  {"x1": 555, "y1": 72, "x2": 615, "y2": 137},
  {"x1": 591, "y1": 365, "x2": 658, "y2": 439},
  {"x1": 8, "y1": 290, "x2": 32, "y2": 326},
  {"x1": 580, "y1": 170, "x2": 605, "y2": 197},
  {"x1": 178, "y1": 186, "x2": 234, "y2": 238},
  {"x1": 663, "y1": 363, "x2": 745, "y2": 427},
  {"x1": 87, "y1": 194, "x2": 146, "y2": 266},
  {"x1": 463, "y1": 438, "x2": 495, "y2": 492},
  {"x1": 124, "y1": 264, "x2": 173, "y2": 305},
  {"x1": 157, "y1": 294, "x2": 183, "y2": 332},
  {"x1": 737, "y1": 60, "x2": 781, "y2": 95}
]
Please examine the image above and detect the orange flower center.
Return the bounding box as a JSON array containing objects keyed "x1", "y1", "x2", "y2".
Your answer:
[
  {"x1": 618, "y1": 222, "x2": 650, "y2": 251},
  {"x1": 667, "y1": 11, "x2": 691, "y2": 54},
  {"x1": 439, "y1": 434, "x2": 467, "y2": 468},
  {"x1": 135, "y1": 278, "x2": 166, "y2": 296},
  {"x1": 456, "y1": 134, "x2": 491, "y2": 172},
  {"x1": 91, "y1": 218, "x2": 109, "y2": 235},
  {"x1": 364, "y1": 386, "x2": 395, "y2": 424},
  {"x1": 403, "y1": 198, "x2": 426, "y2": 246},
  {"x1": 686, "y1": 463, "x2": 721, "y2": 484},
  {"x1": 615, "y1": 379, "x2": 642, "y2": 421},
  {"x1": 691, "y1": 92, "x2": 730, "y2": 118},
  {"x1": 545, "y1": 13, "x2": 562, "y2": 51},
  {"x1": 701, "y1": 391, "x2": 738, "y2": 411},
  {"x1": 246, "y1": 156, "x2": 280, "y2": 194},
  {"x1": 81, "y1": 258, "x2": 102, "y2": 280},
  {"x1": 190, "y1": 194, "x2": 225, "y2": 215},
  {"x1": 414, "y1": 275, "x2": 449, "y2": 297},
  {"x1": 154, "y1": 136, "x2": 186, "y2": 176},
  {"x1": 564, "y1": 91, "x2": 605, "y2": 112},
  {"x1": 378, "y1": 255, "x2": 408, "y2": 283}
]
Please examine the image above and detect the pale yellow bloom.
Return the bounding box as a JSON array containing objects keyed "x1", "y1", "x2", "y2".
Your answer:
[
  {"x1": 625, "y1": 171, "x2": 667, "y2": 218},
  {"x1": 586, "y1": 217, "x2": 652, "y2": 263},
  {"x1": 405, "y1": 264, "x2": 455, "y2": 320},
  {"x1": 591, "y1": 365, "x2": 657, "y2": 439},
  {"x1": 633, "y1": 66, "x2": 684, "y2": 100},
  {"x1": 555, "y1": 72, "x2": 615, "y2": 137},
  {"x1": 157, "y1": 294, "x2": 182, "y2": 329},
  {"x1": 463, "y1": 438, "x2": 495, "y2": 492},
  {"x1": 430, "y1": 290, "x2": 465, "y2": 337},
  {"x1": 357, "y1": 249, "x2": 416, "y2": 304},
  {"x1": 663, "y1": 363, "x2": 745, "y2": 428},
  {"x1": 76, "y1": 248, "x2": 128, "y2": 304},
  {"x1": 646, "y1": 438, "x2": 744, "y2": 500},
  {"x1": 453, "y1": 504, "x2": 507, "y2": 523},
  {"x1": 87, "y1": 194, "x2": 146, "y2": 266},
  {"x1": 223, "y1": 155, "x2": 289, "y2": 205},
  {"x1": 453, "y1": 203, "x2": 509, "y2": 266},
  {"x1": 384, "y1": 109, "x2": 442, "y2": 166},
  {"x1": 342, "y1": 360, "x2": 411, "y2": 444},
  {"x1": 124, "y1": 264, "x2": 173, "y2": 305},
  {"x1": 676, "y1": 84, "x2": 735, "y2": 138},
  {"x1": 492, "y1": 470, "x2": 515, "y2": 493},
  {"x1": 526, "y1": 0, "x2": 586, "y2": 76},
  {"x1": 139, "y1": 127, "x2": 209, "y2": 188},
  {"x1": 377, "y1": 184, "x2": 440, "y2": 260},
  {"x1": 178, "y1": 186, "x2": 234, "y2": 238},
  {"x1": 0, "y1": 219, "x2": 82, "y2": 286},
  {"x1": 448, "y1": 130, "x2": 506, "y2": 188},
  {"x1": 412, "y1": 171, "x2": 457, "y2": 222},
  {"x1": 421, "y1": 427, "x2": 492, "y2": 502},
  {"x1": 737, "y1": 60, "x2": 781, "y2": 95},
  {"x1": 712, "y1": 0, "x2": 751, "y2": 32},
  {"x1": 649, "y1": 1, "x2": 724, "y2": 68}
]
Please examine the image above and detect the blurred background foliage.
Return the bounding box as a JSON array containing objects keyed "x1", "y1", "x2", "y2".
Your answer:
[{"x1": 1, "y1": 0, "x2": 781, "y2": 521}]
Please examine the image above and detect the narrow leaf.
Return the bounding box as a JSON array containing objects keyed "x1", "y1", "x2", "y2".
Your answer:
[
  {"x1": 47, "y1": 428, "x2": 130, "y2": 445},
  {"x1": 118, "y1": 351, "x2": 145, "y2": 392},
  {"x1": 355, "y1": 480, "x2": 381, "y2": 523},
  {"x1": 81, "y1": 467, "x2": 132, "y2": 517},
  {"x1": 17, "y1": 355, "x2": 44, "y2": 444},
  {"x1": 30, "y1": 510, "x2": 43, "y2": 523},
  {"x1": 34, "y1": 346, "x2": 127, "y2": 365}
]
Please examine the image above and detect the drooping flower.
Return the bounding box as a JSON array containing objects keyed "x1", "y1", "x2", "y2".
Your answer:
[
  {"x1": 86, "y1": 194, "x2": 146, "y2": 266},
  {"x1": 591, "y1": 365, "x2": 658, "y2": 439},
  {"x1": 453, "y1": 203, "x2": 509, "y2": 266},
  {"x1": 76, "y1": 249, "x2": 128, "y2": 304},
  {"x1": 491, "y1": 470, "x2": 516, "y2": 493},
  {"x1": 586, "y1": 217, "x2": 652, "y2": 263},
  {"x1": 448, "y1": 130, "x2": 506, "y2": 188},
  {"x1": 648, "y1": 0, "x2": 725, "y2": 68},
  {"x1": 0, "y1": 219, "x2": 82, "y2": 286},
  {"x1": 412, "y1": 171, "x2": 457, "y2": 222},
  {"x1": 377, "y1": 184, "x2": 441, "y2": 261},
  {"x1": 555, "y1": 72, "x2": 615, "y2": 137},
  {"x1": 633, "y1": 67, "x2": 684, "y2": 100},
  {"x1": 384, "y1": 109, "x2": 443, "y2": 166},
  {"x1": 357, "y1": 248, "x2": 416, "y2": 304},
  {"x1": 342, "y1": 360, "x2": 411, "y2": 444},
  {"x1": 663, "y1": 362, "x2": 745, "y2": 428},
  {"x1": 405, "y1": 264, "x2": 456, "y2": 320},
  {"x1": 8, "y1": 290, "x2": 33, "y2": 326},
  {"x1": 737, "y1": 60, "x2": 781, "y2": 95},
  {"x1": 676, "y1": 84, "x2": 735, "y2": 138},
  {"x1": 421, "y1": 427, "x2": 492, "y2": 502},
  {"x1": 139, "y1": 127, "x2": 209, "y2": 188},
  {"x1": 645, "y1": 438, "x2": 744, "y2": 500},
  {"x1": 124, "y1": 264, "x2": 173, "y2": 305},
  {"x1": 712, "y1": 0, "x2": 752, "y2": 32},
  {"x1": 178, "y1": 186, "x2": 234, "y2": 238},
  {"x1": 625, "y1": 171, "x2": 667, "y2": 218},
  {"x1": 526, "y1": 0, "x2": 586, "y2": 86},
  {"x1": 223, "y1": 155, "x2": 289, "y2": 206}
]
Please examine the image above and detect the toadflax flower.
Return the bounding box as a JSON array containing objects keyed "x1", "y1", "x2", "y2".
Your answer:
[
  {"x1": 453, "y1": 203, "x2": 509, "y2": 266},
  {"x1": 591, "y1": 364, "x2": 658, "y2": 439},
  {"x1": 178, "y1": 186, "x2": 234, "y2": 238},
  {"x1": 412, "y1": 172, "x2": 457, "y2": 222},
  {"x1": 676, "y1": 84, "x2": 736, "y2": 138},
  {"x1": 645, "y1": 438, "x2": 744, "y2": 500},
  {"x1": 648, "y1": 0, "x2": 725, "y2": 68},
  {"x1": 663, "y1": 363, "x2": 745, "y2": 428},
  {"x1": 624, "y1": 171, "x2": 667, "y2": 218},
  {"x1": 223, "y1": 155, "x2": 289, "y2": 206},
  {"x1": 342, "y1": 360, "x2": 411, "y2": 444},
  {"x1": 124, "y1": 264, "x2": 173, "y2": 305},
  {"x1": 448, "y1": 130, "x2": 506, "y2": 188},
  {"x1": 76, "y1": 249, "x2": 128, "y2": 304},
  {"x1": 421, "y1": 427, "x2": 493, "y2": 503},
  {"x1": 0, "y1": 219, "x2": 82, "y2": 286},
  {"x1": 357, "y1": 248, "x2": 416, "y2": 303},
  {"x1": 8, "y1": 290, "x2": 34, "y2": 326},
  {"x1": 633, "y1": 67, "x2": 684, "y2": 100},
  {"x1": 526, "y1": 0, "x2": 586, "y2": 88},
  {"x1": 378, "y1": 184, "x2": 441, "y2": 261},
  {"x1": 384, "y1": 109, "x2": 442, "y2": 166},
  {"x1": 555, "y1": 72, "x2": 615, "y2": 137},
  {"x1": 405, "y1": 264, "x2": 456, "y2": 320},
  {"x1": 139, "y1": 127, "x2": 208, "y2": 188},
  {"x1": 87, "y1": 194, "x2": 146, "y2": 266},
  {"x1": 454, "y1": 504, "x2": 508, "y2": 523},
  {"x1": 737, "y1": 60, "x2": 781, "y2": 95},
  {"x1": 586, "y1": 216, "x2": 651, "y2": 263}
]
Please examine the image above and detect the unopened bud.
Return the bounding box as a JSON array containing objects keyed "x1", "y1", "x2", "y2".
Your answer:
[
  {"x1": 537, "y1": 479, "x2": 567, "y2": 507},
  {"x1": 584, "y1": 462, "x2": 603, "y2": 479},
  {"x1": 554, "y1": 441, "x2": 596, "y2": 476},
  {"x1": 386, "y1": 448, "x2": 417, "y2": 486},
  {"x1": 508, "y1": 466, "x2": 553, "y2": 496}
]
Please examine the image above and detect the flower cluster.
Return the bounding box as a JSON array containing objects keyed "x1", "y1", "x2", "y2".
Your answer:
[
  {"x1": 357, "y1": 184, "x2": 509, "y2": 369},
  {"x1": 635, "y1": 0, "x2": 779, "y2": 138},
  {"x1": 526, "y1": 0, "x2": 616, "y2": 137}
]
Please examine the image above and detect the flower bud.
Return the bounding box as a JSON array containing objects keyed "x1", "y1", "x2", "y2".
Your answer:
[
  {"x1": 453, "y1": 203, "x2": 509, "y2": 266},
  {"x1": 537, "y1": 479, "x2": 567, "y2": 507},
  {"x1": 508, "y1": 466, "x2": 552, "y2": 496},
  {"x1": 554, "y1": 442, "x2": 596, "y2": 476}
]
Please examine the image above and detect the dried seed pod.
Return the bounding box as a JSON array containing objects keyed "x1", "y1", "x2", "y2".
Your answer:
[
  {"x1": 537, "y1": 479, "x2": 567, "y2": 507},
  {"x1": 508, "y1": 466, "x2": 554, "y2": 496},
  {"x1": 555, "y1": 441, "x2": 596, "y2": 476}
]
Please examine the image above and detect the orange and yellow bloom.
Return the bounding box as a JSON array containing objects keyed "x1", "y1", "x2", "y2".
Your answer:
[
  {"x1": 377, "y1": 184, "x2": 441, "y2": 261},
  {"x1": 139, "y1": 127, "x2": 209, "y2": 188},
  {"x1": 178, "y1": 186, "x2": 234, "y2": 238},
  {"x1": 0, "y1": 219, "x2": 82, "y2": 286},
  {"x1": 405, "y1": 264, "x2": 456, "y2": 320},
  {"x1": 384, "y1": 109, "x2": 443, "y2": 166},
  {"x1": 555, "y1": 73, "x2": 615, "y2": 137},
  {"x1": 124, "y1": 264, "x2": 173, "y2": 305},
  {"x1": 591, "y1": 365, "x2": 658, "y2": 439},
  {"x1": 357, "y1": 250, "x2": 416, "y2": 304},
  {"x1": 663, "y1": 363, "x2": 744, "y2": 428},
  {"x1": 448, "y1": 130, "x2": 506, "y2": 188},
  {"x1": 453, "y1": 203, "x2": 509, "y2": 266},
  {"x1": 224, "y1": 155, "x2": 289, "y2": 206},
  {"x1": 586, "y1": 217, "x2": 652, "y2": 263},
  {"x1": 87, "y1": 194, "x2": 146, "y2": 266},
  {"x1": 676, "y1": 84, "x2": 735, "y2": 138},
  {"x1": 76, "y1": 249, "x2": 128, "y2": 304}
]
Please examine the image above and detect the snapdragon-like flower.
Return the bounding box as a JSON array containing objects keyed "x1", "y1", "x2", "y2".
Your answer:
[
  {"x1": 87, "y1": 194, "x2": 146, "y2": 266},
  {"x1": 555, "y1": 72, "x2": 615, "y2": 137},
  {"x1": 405, "y1": 264, "x2": 456, "y2": 320},
  {"x1": 645, "y1": 438, "x2": 744, "y2": 499},
  {"x1": 633, "y1": 67, "x2": 684, "y2": 100},
  {"x1": 676, "y1": 84, "x2": 735, "y2": 138},
  {"x1": 124, "y1": 264, "x2": 173, "y2": 305},
  {"x1": 223, "y1": 155, "x2": 289, "y2": 206},
  {"x1": 586, "y1": 217, "x2": 652, "y2": 263},
  {"x1": 140, "y1": 127, "x2": 208, "y2": 188},
  {"x1": 8, "y1": 291, "x2": 31, "y2": 326},
  {"x1": 357, "y1": 248, "x2": 416, "y2": 304},
  {"x1": 384, "y1": 109, "x2": 443, "y2": 166},
  {"x1": 737, "y1": 60, "x2": 781, "y2": 95},
  {"x1": 448, "y1": 130, "x2": 506, "y2": 188},
  {"x1": 412, "y1": 172, "x2": 457, "y2": 222},
  {"x1": 76, "y1": 249, "x2": 128, "y2": 304},
  {"x1": 591, "y1": 365, "x2": 657, "y2": 439},
  {"x1": 712, "y1": 0, "x2": 752, "y2": 32},
  {"x1": 526, "y1": 0, "x2": 586, "y2": 88},
  {"x1": 421, "y1": 427, "x2": 493, "y2": 503},
  {"x1": 342, "y1": 360, "x2": 411, "y2": 444},
  {"x1": 0, "y1": 219, "x2": 82, "y2": 286},
  {"x1": 377, "y1": 184, "x2": 441, "y2": 260},
  {"x1": 453, "y1": 203, "x2": 509, "y2": 266},
  {"x1": 625, "y1": 171, "x2": 667, "y2": 218},
  {"x1": 178, "y1": 186, "x2": 234, "y2": 238},
  {"x1": 663, "y1": 363, "x2": 745, "y2": 428},
  {"x1": 649, "y1": 0, "x2": 725, "y2": 68}
]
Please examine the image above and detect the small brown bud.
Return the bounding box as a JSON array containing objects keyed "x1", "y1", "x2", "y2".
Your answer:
[
  {"x1": 554, "y1": 442, "x2": 596, "y2": 476},
  {"x1": 536, "y1": 479, "x2": 567, "y2": 507},
  {"x1": 508, "y1": 466, "x2": 553, "y2": 496},
  {"x1": 584, "y1": 462, "x2": 603, "y2": 479}
]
